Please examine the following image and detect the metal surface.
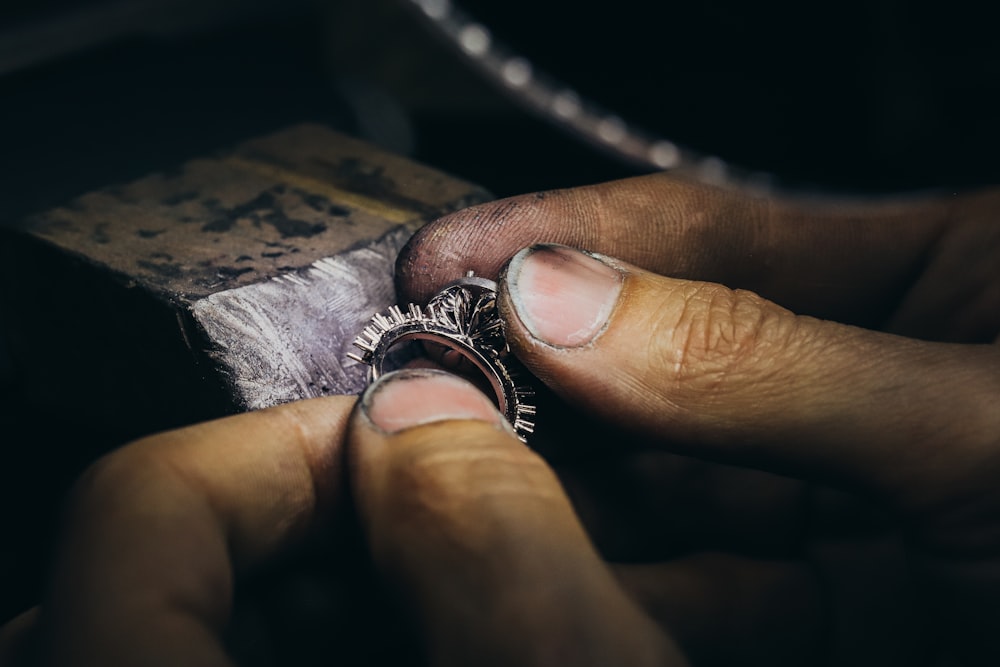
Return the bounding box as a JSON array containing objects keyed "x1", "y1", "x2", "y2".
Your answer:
[
  {"x1": 350, "y1": 273, "x2": 537, "y2": 441},
  {"x1": 0, "y1": 123, "x2": 492, "y2": 442}
]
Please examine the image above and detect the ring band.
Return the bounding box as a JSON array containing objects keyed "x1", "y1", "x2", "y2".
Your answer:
[{"x1": 349, "y1": 272, "x2": 537, "y2": 442}]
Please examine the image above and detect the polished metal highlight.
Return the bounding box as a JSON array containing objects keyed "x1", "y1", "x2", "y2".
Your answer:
[
  {"x1": 349, "y1": 272, "x2": 537, "y2": 441},
  {"x1": 401, "y1": 0, "x2": 775, "y2": 193}
]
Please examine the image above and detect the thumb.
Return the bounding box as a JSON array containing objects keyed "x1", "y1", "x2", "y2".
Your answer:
[
  {"x1": 497, "y1": 244, "x2": 1000, "y2": 523},
  {"x1": 346, "y1": 369, "x2": 683, "y2": 667}
]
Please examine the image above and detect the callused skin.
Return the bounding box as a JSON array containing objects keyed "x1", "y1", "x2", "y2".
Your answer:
[
  {"x1": 3, "y1": 173, "x2": 999, "y2": 666},
  {"x1": 397, "y1": 173, "x2": 1000, "y2": 664}
]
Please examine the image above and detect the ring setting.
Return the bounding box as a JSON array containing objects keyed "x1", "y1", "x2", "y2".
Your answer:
[{"x1": 349, "y1": 272, "x2": 537, "y2": 442}]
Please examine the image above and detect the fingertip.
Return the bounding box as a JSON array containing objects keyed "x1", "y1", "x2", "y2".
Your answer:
[
  {"x1": 502, "y1": 244, "x2": 625, "y2": 349},
  {"x1": 346, "y1": 369, "x2": 531, "y2": 534},
  {"x1": 393, "y1": 205, "x2": 504, "y2": 304},
  {"x1": 357, "y1": 368, "x2": 510, "y2": 436},
  {"x1": 346, "y1": 372, "x2": 680, "y2": 667},
  {"x1": 393, "y1": 219, "x2": 442, "y2": 303},
  {"x1": 0, "y1": 608, "x2": 39, "y2": 667},
  {"x1": 394, "y1": 192, "x2": 580, "y2": 304}
]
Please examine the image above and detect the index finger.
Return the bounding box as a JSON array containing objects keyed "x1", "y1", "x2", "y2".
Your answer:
[
  {"x1": 42, "y1": 396, "x2": 354, "y2": 666},
  {"x1": 395, "y1": 173, "x2": 949, "y2": 327}
]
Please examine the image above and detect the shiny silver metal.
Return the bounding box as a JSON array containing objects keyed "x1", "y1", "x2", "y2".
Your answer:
[
  {"x1": 400, "y1": 0, "x2": 775, "y2": 193},
  {"x1": 349, "y1": 272, "x2": 537, "y2": 441}
]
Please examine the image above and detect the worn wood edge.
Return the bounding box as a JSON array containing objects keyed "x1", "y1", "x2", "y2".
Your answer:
[{"x1": 14, "y1": 124, "x2": 493, "y2": 302}]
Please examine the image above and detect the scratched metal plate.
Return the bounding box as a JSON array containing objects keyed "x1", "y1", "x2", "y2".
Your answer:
[
  {"x1": 1, "y1": 124, "x2": 491, "y2": 440},
  {"x1": 21, "y1": 123, "x2": 489, "y2": 299}
]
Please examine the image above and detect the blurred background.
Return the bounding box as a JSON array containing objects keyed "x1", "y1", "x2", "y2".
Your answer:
[{"x1": 2, "y1": 0, "x2": 999, "y2": 653}]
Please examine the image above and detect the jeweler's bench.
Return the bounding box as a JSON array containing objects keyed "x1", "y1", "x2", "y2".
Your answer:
[{"x1": 0, "y1": 124, "x2": 490, "y2": 445}]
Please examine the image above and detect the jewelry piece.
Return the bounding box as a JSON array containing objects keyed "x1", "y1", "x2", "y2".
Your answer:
[{"x1": 349, "y1": 272, "x2": 536, "y2": 442}]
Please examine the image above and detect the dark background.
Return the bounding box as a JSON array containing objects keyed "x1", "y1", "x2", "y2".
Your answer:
[
  {"x1": 0, "y1": 0, "x2": 642, "y2": 635},
  {"x1": 2, "y1": 0, "x2": 999, "y2": 649},
  {"x1": 462, "y1": 0, "x2": 1000, "y2": 192}
]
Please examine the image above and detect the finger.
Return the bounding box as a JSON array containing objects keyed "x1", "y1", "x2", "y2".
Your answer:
[
  {"x1": 498, "y1": 245, "x2": 1000, "y2": 662},
  {"x1": 614, "y1": 536, "x2": 927, "y2": 667},
  {"x1": 559, "y1": 452, "x2": 889, "y2": 562},
  {"x1": 0, "y1": 607, "x2": 39, "y2": 667},
  {"x1": 557, "y1": 452, "x2": 810, "y2": 560},
  {"x1": 885, "y1": 188, "x2": 1000, "y2": 342},
  {"x1": 532, "y1": 395, "x2": 884, "y2": 563},
  {"x1": 347, "y1": 368, "x2": 685, "y2": 667},
  {"x1": 43, "y1": 396, "x2": 355, "y2": 666},
  {"x1": 614, "y1": 555, "x2": 827, "y2": 667},
  {"x1": 396, "y1": 173, "x2": 948, "y2": 327},
  {"x1": 497, "y1": 244, "x2": 1000, "y2": 530}
]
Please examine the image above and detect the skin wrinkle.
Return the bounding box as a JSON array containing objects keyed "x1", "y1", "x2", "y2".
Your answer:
[
  {"x1": 69, "y1": 454, "x2": 232, "y2": 592},
  {"x1": 399, "y1": 185, "x2": 612, "y2": 303},
  {"x1": 349, "y1": 410, "x2": 685, "y2": 667},
  {"x1": 161, "y1": 414, "x2": 322, "y2": 568},
  {"x1": 776, "y1": 195, "x2": 948, "y2": 328},
  {"x1": 677, "y1": 183, "x2": 765, "y2": 284},
  {"x1": 378, "y1": 487, "x2": 577, "y2": 570},
  {"x1": 353, "y1": 406, "x2": 567, "y2": 545},
  {"x1": 400, "y1": 173, "x2": 949, "y2": 325},
  {"x1": 613, "y1": 555, "x2": 825, "y2": 655},
  {"x1": 792, "y1": 342, "x2": 998, "y2": 511},
  {"x1": 587, "y1": 179, "x2": 679, "y2": 274},
  {"x1": 881, "y1": 209, "x2": 961, "y2": 336},
  {"x1": 26, "y1": 175, "x2": 1000, "y2": 665},
  {"x1": 890, "y1": 210, "x2": 1000, "y2": 340},
  {"x1": 657, "y1": 282, "x2": 743, "y2": 387},
  {"x1": 754, "y1": 181, "x2": 937, "y2": 300},
  {"x1": 508, "y1": 280, "x2": 695, "y2": 441},
  {"x1": 267, "y1": 402, "x2": 347, "y2": 544},
  {"x1": 382, "y1": 442, "x2": 558, "y2": 506},
  {"x1": 687, "y1": 287, "x2": 769, "y2": 386},
  {"x1": 386, "y1": 181, "x2": 1000, "y2": 665},
  {"x1": 955, "y1": 278, "x2": 1000, "y2": 341},
  {"x1": 716, "y1": 289, "x2": 805, "y2": 393},
  {"x1": 46, "y1": 457, "x2": 235, "y2": 666},
  {"x1": 481, "y1": 197, "x2": 527, "y2": 231},
  {"x1": 45, "y1": 396, "x2": 359, "y2": 665},
  {"x1": 502, "y1": 246, "x2": 1000, "y2": 527},
  {"x1": 672, "y1": 290, "x2": 984, "y2": 488},
  {"x1": 149, "y1": 452, "x2": 249, "y2": 579}
]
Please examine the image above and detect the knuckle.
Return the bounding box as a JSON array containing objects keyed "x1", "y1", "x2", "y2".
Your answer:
[
  {"x1": 67, "y1": 443, "x2": 155, "y2": 513},
  {"x1": 388, "y1": 437, "x2": 549, "y2": 503},
  {"x1": 379, "y1": 432, "x2": 559, "y2": 530},
  {"x1": 397, "y1": 194, "x2": 553, "y2": 301},
  {"x1": 654, "y1": 283, "x2": 795, "y2": 388}
]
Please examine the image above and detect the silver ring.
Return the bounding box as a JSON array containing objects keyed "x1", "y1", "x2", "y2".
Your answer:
[{"x1": 349, "y1": 272, "x2": 536, "y2": 442}]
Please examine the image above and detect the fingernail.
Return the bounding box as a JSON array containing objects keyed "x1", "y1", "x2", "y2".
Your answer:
[
  {"x1": 361, "y1": 369, "x2": 507, "y2": 434},
  {"x1": 504, "y1": 244, "x2": 624, "y2": 347}
]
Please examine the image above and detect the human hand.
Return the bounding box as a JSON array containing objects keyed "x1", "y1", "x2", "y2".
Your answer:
[
  {"x1": 0, "y1": 373, "x2": 689, "y2": 667},
  {"x1": 4, "y1": 173, "x2": 998, "y2": 666},
  {"x1": 395, "y1": 174, "x2": 1000, "y2": 665},
  {"x1": 0, "y1": 396, "x2": 357, "y2": 666}
]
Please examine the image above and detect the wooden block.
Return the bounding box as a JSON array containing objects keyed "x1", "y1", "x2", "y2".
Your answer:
[{"x1": 0, "y1": 124, "x2": 491, "y2": 443}]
